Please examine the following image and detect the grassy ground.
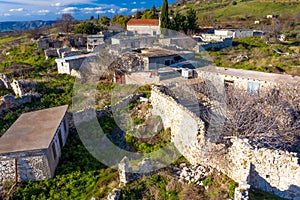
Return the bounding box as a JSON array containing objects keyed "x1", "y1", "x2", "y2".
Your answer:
[{"x1": 207, "y1": 36, "x2": 300, "y2": 76}]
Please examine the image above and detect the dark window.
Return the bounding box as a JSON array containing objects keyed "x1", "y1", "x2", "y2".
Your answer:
[
  {"x1": 224, "y1": 80, "x2": 234, "y2": 92},
  {"x1": 52, "y1": 142, "x2": 57, "y2": 160},
  {"x1": 58, "y1": 129, "x2": 63, "y2": 148},
  {"x1": 64, "y1": 118, "x2": 68, "y2": 133},
  {"x1": 165, "y1": 60, "x2": 171, "y2": 66}
]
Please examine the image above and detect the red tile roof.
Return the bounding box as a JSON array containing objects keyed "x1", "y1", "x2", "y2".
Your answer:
[{"x1": 127, "y1": 19, "x2": 159, "y2": 26}]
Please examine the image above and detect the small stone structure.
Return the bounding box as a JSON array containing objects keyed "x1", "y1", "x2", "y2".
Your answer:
[
  {"x1": 0, "y1": 95, "x2": 32, "y2": 114},
  {"x1": 44, "y1": 48, "x2": 59, "y2": 60},
  {"x1": 10, "y1": 80, "x2": 24, "y2": 97},
  {"x1": 118, "y1": 157, "x2": 154, "y2": 185},
  {"x1": 0, "y1": 73, "x2": 11, "y2": 89},
  {"x1": 0, "y1": 105, "x2": 69, "y2": 183}
]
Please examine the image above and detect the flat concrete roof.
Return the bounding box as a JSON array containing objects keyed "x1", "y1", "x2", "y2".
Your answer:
[
  {"x1": 196, "y1": 66, "x2": 300, "y2": 85},
  {"x1": 55, "y1": 53, "x2": 96, "y2": 62},
  {"x1": 140, "y1": 48, "x2": 179, "y2": 58},
  {"x1": 0, "y1": 105, "x2": 68, "y2": 154}
]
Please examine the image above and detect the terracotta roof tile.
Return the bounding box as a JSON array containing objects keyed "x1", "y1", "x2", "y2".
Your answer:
[{"x1": 127, "y1": 19, "x2": 159, "y2": 26}]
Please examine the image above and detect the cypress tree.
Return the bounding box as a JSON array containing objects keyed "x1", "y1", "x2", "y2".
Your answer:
[{"x1": 160, "y1": 0, "x2": 169, "y2": 31}]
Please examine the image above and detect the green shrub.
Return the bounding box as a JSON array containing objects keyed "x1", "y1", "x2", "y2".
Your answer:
[
  {"x1": 132, "y1": 116, "x2": 145, "y2": 124},
  {"x1": 202, "y1": 177, "x2": 214, "y2": 186},
  {"x1": 228, "y1": 181, "x2": 238, "y2": 198}
]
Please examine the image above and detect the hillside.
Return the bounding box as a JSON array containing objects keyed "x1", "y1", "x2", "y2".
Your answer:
[
  {"x1": 0, "y1": 20, "x2": 56, "y2": 33},
  {"x1": 172, "y1": 0, "x2": 300, "y2": 21}
]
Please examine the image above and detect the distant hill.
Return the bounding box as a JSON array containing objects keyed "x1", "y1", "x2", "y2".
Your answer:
[
  {"x1": 172, "y1": 0, "x2": 300, "y2": 20},
  {"x1": 0, "y1": 20, "x2": 56, "y2": 33}
]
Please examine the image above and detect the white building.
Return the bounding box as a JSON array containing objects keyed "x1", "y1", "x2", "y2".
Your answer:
[
  {"x1": 127, "y1": 19, "x2": 160, "y2": 36},
  {"x1": 55, "y1": 54, "x2": 96, "y2": 75},
  {"x1": 214, "y1": 29, "x2": 254, "y2": 39}
]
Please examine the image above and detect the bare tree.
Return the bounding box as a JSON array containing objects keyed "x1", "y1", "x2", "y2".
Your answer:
[
  {"x1": 193, "y1": 81, "x2": 300, "y2": 152},
  {"x1": 56, "y1": 13, "x2": 75, "y2": 34}
]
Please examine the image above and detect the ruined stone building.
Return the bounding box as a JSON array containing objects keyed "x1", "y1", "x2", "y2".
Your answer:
[
  {"x1": 137, "y1": 48, "x2": 187, "y2": 71},
  {"x1": 111, "y1": 32, "x2": 156, "y2": 49},
  {"x1": 0, "y1": 105, "x2": 69, "y2": 183},
  {"x1": 37, "y1": 38, "x2": 62, "y2": 51},
  {"x1": 196, "y1": 66, "x2": 300, "y2": 94},
  {"x1": 87, "y1": 34, "x2": 104, "y2": 52}
]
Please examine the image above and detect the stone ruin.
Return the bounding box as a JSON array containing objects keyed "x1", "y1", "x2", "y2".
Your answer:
[
  {"x1": 0, "y1": 77, "x2": 39, "y2": 113},
  {"x1": 118, "y1": 157, "x2": 153, "y2": 186}
]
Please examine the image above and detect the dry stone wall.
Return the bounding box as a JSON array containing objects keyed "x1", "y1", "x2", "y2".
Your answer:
[
  {"x1": 0, "y1": 153, "x2": 51, "y2": 184},
  {"x1": 150, "y1": 85, "x2": 300, "y2": 200}
]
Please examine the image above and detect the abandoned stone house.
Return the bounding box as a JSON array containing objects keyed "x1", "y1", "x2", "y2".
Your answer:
[
  {"x1": 69, "y1": 34, "x2": 87, "y2": 48},
  {"x1": 37, "y1": 38, "x2": 62, "y2": 51},
  {"x1": 87, "y1": 34, "x2": 104, "y2": 52},
  {"x1": 0, "y1": 105, "x2": 69, "y2": 183},
  {"x1": 55, "y1": 53, "x2": 96, "y2": 75},
  {"x1": 114, "y1": 47, "x2": 196, "y2": 84},
  {"x1": 138, "y1": 48, "x2": 187, "y2": 71},
  {"x1": 196, "y1": 66, "x2": 300, "y2": 94},
  {"x1": 127, "y1": 19, "x2": 160, "y2": 36},
  {"x1": 111, "y1": 33, "x2": 156, "y2": 49}
]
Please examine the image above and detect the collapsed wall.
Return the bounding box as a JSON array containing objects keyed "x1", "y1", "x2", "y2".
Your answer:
[{"x1": 150, "y1": 85, "x2": 300, "y2": 199}]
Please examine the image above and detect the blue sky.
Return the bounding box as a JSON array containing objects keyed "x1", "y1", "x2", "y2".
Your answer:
[{"x1": 0, "y1": 0, "x2": 176, "y2": 22}]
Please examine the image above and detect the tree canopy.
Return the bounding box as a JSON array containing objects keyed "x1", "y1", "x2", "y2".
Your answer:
[
  {"x1": 74, "y1": 21, "x2": 101, "y2": 34},
  {"x1": 160, "y1": 0, "x2": 169, "y2": 31},
  {"x1": 111, "y1": 15, "x2": 131, "y2": 28}
]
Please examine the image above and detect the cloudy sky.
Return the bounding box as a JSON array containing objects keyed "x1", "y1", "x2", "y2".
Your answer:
[{"x1": 0, "y1": 0, "x2": 176, "y2": 22}]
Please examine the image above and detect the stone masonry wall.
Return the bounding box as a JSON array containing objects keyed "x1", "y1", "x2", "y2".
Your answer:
[
  {"x1": 0, "y1": 153, "x2": 51, "y2": 184},
  {"x1": 150, "y1": 86, "x2": 206, "y2": 162},
  {"x1": 228, "y1": 138, "x2": 300, "y2": 199},
  {"x1": 150, "y1": 85, "x2": 300, "y2": 199}
]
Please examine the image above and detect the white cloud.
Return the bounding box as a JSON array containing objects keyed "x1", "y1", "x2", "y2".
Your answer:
[
  {"x1": 119, "y1": 8, "x2": 128, "y2": 12},
  {"x1": 96, "y1": 10, "x2": 106, "y2": 14},
  {"x1": 122, "y1": 3, "x2": 127, "y2": 6},
  {"x1": 131, "y1": 8, "x2": 138, "y2": 13},
  {"x1": 51, "y1": 2, "x2": 62, "y2": 7},
  {"x1": 38, "y1": 10, "x2": 50, "y2": 13},
  {"x1": 9, "y1": 8, "x2": 24, "y2": 12},
  {"x1": 140, "y1": 1, "x2": 146, "y2": 4},
  {"x1": 4, "y1": 13, "x2": 11, "y2": 16},
  {"x1": 108, "y1": 9, "x2": 115, "y2": 14},
  {"x1": 132, "y1": 2, "x2": 137, "y2": 4},
  {"x1": 81, "y1": 7, "x2": 103, "y2": 11},
  {"x1": 61, "y1": 7, "x2": 78, "y2": 13}
]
